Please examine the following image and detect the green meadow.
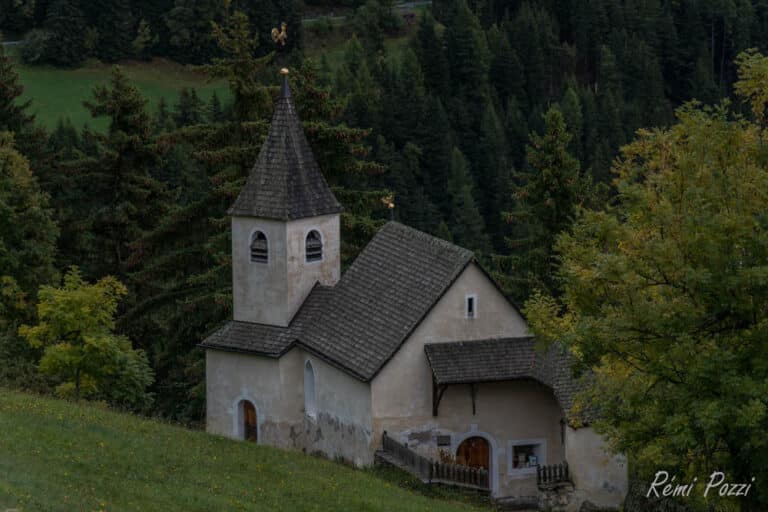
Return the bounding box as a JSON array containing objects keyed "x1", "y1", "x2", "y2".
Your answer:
[
  {"x1": 14, "y1": 58, "x2": 230, "y2": 131},
  {"x1": 0, "y1": 389, "x2": 485, "y2": 511}
]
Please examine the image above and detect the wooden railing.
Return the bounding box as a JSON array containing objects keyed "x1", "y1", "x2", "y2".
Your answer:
[
  {"x1": 381, "y1": 431, "x2": 489, "y2": 490},
  {"x1": 537, "y1": 461, "x2": 570, "y2": 486}
]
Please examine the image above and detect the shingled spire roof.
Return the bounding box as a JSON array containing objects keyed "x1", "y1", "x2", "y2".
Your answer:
[{"x1": 228, "y1": 69, "x2": 343, "y2": 220}]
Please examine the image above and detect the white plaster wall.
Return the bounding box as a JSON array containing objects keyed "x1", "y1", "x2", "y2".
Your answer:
[
  {"x1": 206, "y1": 349, "x2": 300, "y2": 445},
  {"x1": 300, "y1": 350, "x2": 373, "y2": 466},
  {"x1": 370, "y1": 262, "x2": 535, "y2": 496},
  {"x1": 372, "y1": 262, "x2": 528, "y2": 419},
  {"x1": 206, "y1": 347, "x2": 373, "y2": 465},
  {"x1": 231, "y1": 213, "x2": 340, "y2": 327},
  {"x1": 231, "y1": 216, "x2": 289, "y2": 325},
  {"x1": 285, "y1": 214, "x2": 340, "y2": 321},
  {"x1": 566, "y1": 426, "x2": 628, "y2": 510}
]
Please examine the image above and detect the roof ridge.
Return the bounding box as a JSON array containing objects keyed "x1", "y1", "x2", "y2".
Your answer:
[{"x1": 382, "y1": 221, "x2": 474, "y2": 258}]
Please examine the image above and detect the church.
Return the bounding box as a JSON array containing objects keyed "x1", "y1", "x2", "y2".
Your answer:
[{"x1": 201, "y1": 70, "x2": 628, "y2": 510}]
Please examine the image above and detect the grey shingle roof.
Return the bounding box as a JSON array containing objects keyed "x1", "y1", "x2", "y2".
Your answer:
[
  {"x1": 200, "y1": 284, "x2": 332, "y2": 356},
  {"x1": 424, "y1": 337, "x2": 582, "y2": 417},
  {"x1": 298, "y1": 222, "x2": 474, "y2": 380},
  {"x1": 202, "y1": 222, "x2": 475, "y2": 381},
  {"x1": 228, "y1": 76, "x2": 343, "y2": 220}
]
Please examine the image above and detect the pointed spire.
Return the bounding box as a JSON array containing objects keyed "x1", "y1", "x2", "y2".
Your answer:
[{"x1": 228, "y1": 68, "x2": 343, "y2": 220}]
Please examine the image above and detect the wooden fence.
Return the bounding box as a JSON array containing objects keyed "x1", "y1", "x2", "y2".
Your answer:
[
  {"x1": 381, "y1": 431, "x2": 489, "y2": 491},
  {"x1": 537, "y1": 461, "x2": 570, "y2": 486}
]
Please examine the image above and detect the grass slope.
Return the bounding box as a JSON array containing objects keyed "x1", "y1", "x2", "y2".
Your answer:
[
  {"x1": 0, "y1": 390, "x2": 483, "y2": 512},
  {"x1": 14, "y1": 58, "x2": 229, "y2": 131}
]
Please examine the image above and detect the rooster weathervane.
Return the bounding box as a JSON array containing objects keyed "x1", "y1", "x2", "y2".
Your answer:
[{"x1": 271, "y1": 22, "x2": 288, "y2": 46}]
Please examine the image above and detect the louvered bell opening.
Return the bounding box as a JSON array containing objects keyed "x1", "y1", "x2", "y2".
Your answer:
[
  {"x1": 306, "y1": 231, "x2": 322, "y2": 262},
  {"x1": 250, "y1": 232, "x2": 268, "y2": 263}
]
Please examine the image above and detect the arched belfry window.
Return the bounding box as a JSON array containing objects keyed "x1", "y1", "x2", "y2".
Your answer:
[
  {"x1": 306, "y1": 230, "x2": 322, "y2": 262},
  {"x1": 250, "y1": 231, "x2": 268, "y2": 263},
  {"x1": 304, "y1": 360, "x2": 317, "y2": 418}
]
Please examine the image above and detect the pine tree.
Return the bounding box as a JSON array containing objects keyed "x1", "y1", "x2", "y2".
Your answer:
[
  {"x1": 559, "y1": 86, "x2": 583, "y2": 161},
  {"x1": 445, "y1": 0, "x2": 489, "y2": 96},
  {"x1": 49, "y1": 66, "x2": 167, "y2": 280},
  {"x1": 379, "y1": 49, "x2": 426, "y2": 148},
  {"x1": 415, "y1": 11, "x2": 450, "y2": 98},
  {"x1": 43, "y1": 0, "x2": 88, "y2": 67},
  {"x1": 132, "y1": 18, "x2": 158, "y2": 59},
  {"x1": 506, "y1": 3, "x2": 558, "y2": 109},
  {"x1": 153, "y1": 97, "x2": 175, "y2": 134},
  {"x1": 488, "y1": 25, "x2": 524, "y2": 108},
  {"x1": 501, "y1": 106, "x2": 585, "y2": 301},
  {"x1": 0, "y1": 44, "x2": 35, "y2": 137},
  {"x1": 476, "y1": 102, "x2": 510, "y2": 249},
  {"x1": 416, "y1": 95, "x2": 453, "y2": 214},
  {"x1": 173, "y1": 87, "x2": 205, "y2": 127},
  {"x1": 447, "y1": 147, "x2": 490, "y2": 253},
  {"x1": 208, "y1": 91, "x2": 226, "y2": 124},
  {"x1": 47, "y1": 117, "x2": 81, "y2": 160},
  {"x1": 89, "y1": 0, "x2": 135, "y2": 62},
  {"x1": 378, "y1": 139, "x2": 440, "y2": 233}
]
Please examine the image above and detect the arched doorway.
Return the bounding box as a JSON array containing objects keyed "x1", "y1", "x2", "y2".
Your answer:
[
  {"x1": 456, "y1": 436, "x2": 490, "y2": 470},
  {"x1": 242, "y1": 400, "x2": 257, "y2": 442}
]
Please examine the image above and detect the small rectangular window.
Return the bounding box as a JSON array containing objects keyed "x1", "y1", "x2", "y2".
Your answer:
[{"x1": 466, "y1": 295, "x2": 476, "y2": 318}]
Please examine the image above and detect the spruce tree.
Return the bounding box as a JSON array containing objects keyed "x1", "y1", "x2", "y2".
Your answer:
[
  {"x1": 447, "y1": 147, "x2": 490, "y2": 253},
  {"x1": 501, "y1": 106, "x2": 585, "y2": 301},
  {"x1": 208, "y1": 91, "x2": 226, "y2": 124},
  {"x1": 0, "y1": 44, "x2": 34, "y2": 137},
  {"x1": 445, "y1": 0, "x2": 489, "y2": 96},
  {"x1": 476, "y1": 102, "x2": 510, "y2": 250},
  {"x1": 416, "y1": 95, "x2": 453, "y2": 214},
  {"x1": 50, "y1": 66, "x2": 167, "y2": 280},
  {"x1": 89, "y1": 0, "x2": 135, "y2": 62},
  {"x1": 153, "y1": 97, "x2": 175, "y2": 134},
  {"x1": 43, "y1": 0, "x2": 88, "y2": 67},
  {"x1": 173, "y1": 87, "x2": 205, "y2": 127},
  {"x1": 415, "y1": 11, "x2": 450, "y2": 98}
]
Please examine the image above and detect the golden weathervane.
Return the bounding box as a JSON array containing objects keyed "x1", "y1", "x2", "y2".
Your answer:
[{"x1": 271, "y1": 22, "x2": 288, "y2": 46}]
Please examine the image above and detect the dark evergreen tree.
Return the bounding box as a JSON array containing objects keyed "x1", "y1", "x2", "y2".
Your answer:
[
  {"x1": 43, "y1": 0, "x2": 88, "y2": 67},
  {"x1": 447, "y1": 146, "x2": 490, "y2": 253},
  {"x1": 153, "y1": 97, "x2": 175, "y2": 134},
  {"x1": 46, "y1": 67, "x2": 167, "y2": 280},
  {"x1": 173, "y1": 88, "x2": 205, "y2": 127},
  {"x1": 415, "y1": 95, "x2": 453, "y2": 214},
  {"x1": 208, "y1": 91, "x2": 226, "y2": 124},
  {"x1": 0, "y1": 44, "x2": 35, "y2": 138},
  {"x1": 88, "y1": 0, "x2": 135, "y2": 62},
  {"x1": 501, "y1": 106, "x2": 585, "y2": 301},
  {"x1": 415, "y1": 11, "x2": 450, "y2": 98}
]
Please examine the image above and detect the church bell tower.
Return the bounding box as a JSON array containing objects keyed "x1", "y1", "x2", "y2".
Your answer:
[{"x1": 228, "y1": 69, "x2": 343, "y2": 327}]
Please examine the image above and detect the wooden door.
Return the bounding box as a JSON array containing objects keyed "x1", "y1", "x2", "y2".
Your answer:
[
  {"x1": 243, "y1": 401, "x2": 257, "y2": 442},
  {"x1": 456, "y1": 437, "x2": 489, "y2": 470}
]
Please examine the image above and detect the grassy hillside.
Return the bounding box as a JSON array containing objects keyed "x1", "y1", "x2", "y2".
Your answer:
[
  {"x1": 14, "y1": 58, "x2": 229, "y2": 131},
  {"x1": 0, "y1": 390, "x2": 484, "y2": 511}
]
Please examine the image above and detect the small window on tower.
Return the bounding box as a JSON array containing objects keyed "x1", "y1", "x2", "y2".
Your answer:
[
  {"x1": 250, "y1": 231, "x2": 268, "y2": 263},
  {"x1": 466, "y1": 294, "x2": 477, "y2": 319},
  {"x1": 306, "y1": 230, "x2": 323, "y2": 262}
]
